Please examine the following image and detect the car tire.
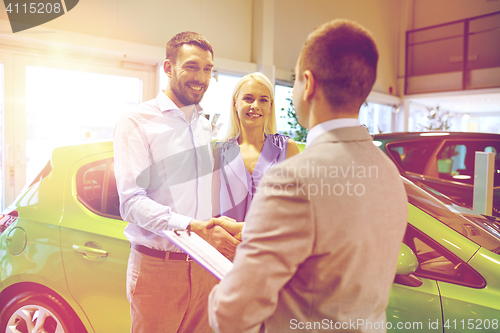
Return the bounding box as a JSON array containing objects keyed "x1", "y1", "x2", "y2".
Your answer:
[{"x1": 0, "y1": 290, "x2": 83, "y2": 333}]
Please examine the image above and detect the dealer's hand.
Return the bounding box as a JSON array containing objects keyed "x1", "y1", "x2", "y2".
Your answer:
[
  {"x1": 190, "y1": 218, "x2": 241, "y2": 257},
  {"x1": 211, "y1": 218, "x2": 244, "y2": 241}
]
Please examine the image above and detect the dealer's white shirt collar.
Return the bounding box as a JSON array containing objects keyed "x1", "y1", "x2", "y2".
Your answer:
[{"x1": 306, "y1": 118, "x2": 361, "y2": 147}]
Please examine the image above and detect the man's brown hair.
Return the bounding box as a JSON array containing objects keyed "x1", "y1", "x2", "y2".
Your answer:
[
  {"x1": 166, "y1": 31, "x2": 214, "y2": 63},
  {"x1": 298, "y1": 19, "x2": 378, "y2": 108}
]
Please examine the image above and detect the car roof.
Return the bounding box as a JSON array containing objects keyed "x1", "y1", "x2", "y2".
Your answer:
[{"x1": 51, "y1": 140, "x2": 113, "y2": 168}]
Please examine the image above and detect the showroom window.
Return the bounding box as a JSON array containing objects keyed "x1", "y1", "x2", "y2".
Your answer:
[
  {"x1": 409, "y1": 107, "x2": 433, "y2": 132},
  {"x1": 359, "y1": 102, "x2": 393, "y2": 134},
  {"x1": 477, "y1": 115, "x2": 500, "y2": 133},
  {"x1": 200, "y1": 74, "x2": 242, "y2": 140},
  {"x1": 275, "y1": 84, "x2": 396, "y2": 138},
  {"x1": 159, "y1": 69, "x2": 241, "y2": 140},
  {"x1": 0, "y1": 53, "x2": 154, "y2": 208},
  {"x1": 25, "y1": 66, "x2": 143, "y2": 183},
  {"x1": 275, "y1": 85, "x2": 295, "y2": 136}
]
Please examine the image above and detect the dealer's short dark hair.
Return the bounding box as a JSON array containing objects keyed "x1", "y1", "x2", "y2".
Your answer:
[
  {"x1": 166, "y1": 31, "x2": 214, "y2": 63},
  {"x1": 298, "y1": 19, "x2": 378, "y2": 108}
]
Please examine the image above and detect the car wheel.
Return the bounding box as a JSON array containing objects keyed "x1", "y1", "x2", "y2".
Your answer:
[{"x1": 0, "y1": 290, "x2": 82, "y2": 333}]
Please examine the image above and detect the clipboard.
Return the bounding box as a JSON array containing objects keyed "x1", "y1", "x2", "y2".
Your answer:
[{"x1": 161, "y1": 229, "x2": 234, "y2": 280}]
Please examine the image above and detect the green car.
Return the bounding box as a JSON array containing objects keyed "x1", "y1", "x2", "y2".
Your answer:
[
  {"x1": 0, "y1": 141, "x2": 499, "y2": 332},
  {"x1": 388, "y1": 181, "x2": 500, "y2": 332}
]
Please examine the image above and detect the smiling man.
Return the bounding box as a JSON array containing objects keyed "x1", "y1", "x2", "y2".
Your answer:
[{"x1": 114, "y1": 31, "x2": 240, "y2": 333}]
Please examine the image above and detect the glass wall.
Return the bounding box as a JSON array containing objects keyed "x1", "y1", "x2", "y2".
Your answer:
[
  {"x1": 461, "y1": 114, "x2": 500, "y2": 133},
  {"x1": 274, "y1": 85, "x2": 294, "y2": 135},
  {"x1": 408, "y1": 105, "x2": 456, "y2": 132},
  {"x1": 275, "y1": 84, "x2": 396, "y2": 137},
  {"x1": 200, "y1": 74, "x2": 242, "y2": 140},
  {"x1": 478, "y1": 116, "x2": 500, "y2": 133},
  {"x1": 25, "y1": 67, "x2": 143, "y2": 182},
  {"x1": 405, "y1": 11, "x2": 500, "y2": 94},
  {"x1": 359, "y1": 103, "x2": 394, "y2": 134},
  {"x1": 159, "y1": 70, "x2": 242, "y2": 140},
  {"x1": 407, "y1": 104, "x2": 500, "y2": 134}
]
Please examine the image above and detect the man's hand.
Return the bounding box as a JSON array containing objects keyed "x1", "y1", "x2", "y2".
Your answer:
[
  {"x1": 190, "y1": 218, "x2": 241, "y2": 257},
  {"x1": 210, "y1": 217, "x2": 244, "y2": 241}
]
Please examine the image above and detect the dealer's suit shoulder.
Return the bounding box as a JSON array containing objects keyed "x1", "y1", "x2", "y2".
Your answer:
[
  {"x1": 262, "y1": 126, "x2": 399, "y2": 182},
  {"x1": 307, "y1": 126, "x2": 390, "y2": 162},
  {"x1": 308, "y1": 127, "x2": 403, "y2": 182},
  {"x1": 301, "y1": 126, "x2": 407, "y2": 220}
]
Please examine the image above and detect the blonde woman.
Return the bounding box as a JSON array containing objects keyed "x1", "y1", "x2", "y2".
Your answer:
[{"x1": 213, "y1": 72, "x2": 300, "y2": 222}]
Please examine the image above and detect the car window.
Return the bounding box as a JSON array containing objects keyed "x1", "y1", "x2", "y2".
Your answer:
[
  {"x1": 435, "y1": 141, "x2": 500, "y2": 186},
  {"x1": 404, "y1": 178, "x2": 500, "y2": 253},
  {"x1": 404, "y1": 224, "x2": 485, "y2": 288},
  {"x1": 28, "y1": 160, "x2": 53, "y2": 187},
  {"x1": 76, "y1": 159, "x2": 121, "y2": 220},
  {"x1": 387, "y1": 140, "x2": 439, "y2": 174}
]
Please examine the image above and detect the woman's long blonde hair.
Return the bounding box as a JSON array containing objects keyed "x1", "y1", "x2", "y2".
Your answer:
[{"x1": 221, "y1": 72, "x2": 277, "y2": 141}]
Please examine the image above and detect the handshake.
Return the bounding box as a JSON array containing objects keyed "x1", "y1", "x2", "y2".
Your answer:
[{"x1": 190, "y1": 217, "x2": 244, "y2": 257}]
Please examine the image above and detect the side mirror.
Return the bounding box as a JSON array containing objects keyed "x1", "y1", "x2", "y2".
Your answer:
[
  {"x1": 394, "y1": 244, "x2": 423, "y2": 287},
  {"x1": 396, "y1": 243, "x2": 418, "y2": 275}
]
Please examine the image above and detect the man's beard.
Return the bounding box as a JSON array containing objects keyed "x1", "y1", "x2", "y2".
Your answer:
[{"x1": 170, "y1": 72, "x2": 206, "y2": 106}]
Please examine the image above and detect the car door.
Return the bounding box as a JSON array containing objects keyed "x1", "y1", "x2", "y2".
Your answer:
[
  {"x1": 59, "y1": 154, "x2": 131, "y2": 332},
  {"x1": 386, "y1": 219, "x2": 444, "y2": 332},
  {"x1": 439, "y1": 281, "x2": 500, "y2": 332},
  {"x1": 438, "y1": 245, "x2": 500, "y2": 332},
  {"x1": 387, "y1": 278, "x2": 442, "y2": 331},
  {"x1": 402, "y1": 222, "x2": 500, "y2": 333}
]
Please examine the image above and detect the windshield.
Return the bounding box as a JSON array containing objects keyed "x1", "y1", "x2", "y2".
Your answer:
[{"x1": 403, "y1": 177, "x2": 500, "y2": 254}]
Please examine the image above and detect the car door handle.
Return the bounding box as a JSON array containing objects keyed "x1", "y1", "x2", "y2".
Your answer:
[{"x1": 72, "y1": 245, "x2": 108, "y2": 259}]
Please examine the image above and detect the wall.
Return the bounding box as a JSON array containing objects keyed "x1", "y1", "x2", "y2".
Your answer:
[
  {"x1": 405, "y1": 0, "x2": 500, "y2": 92},
  {"x1": 411, "y1": 0, "x2": 500, "y2": 30},
  {"x1": 1, "y1": 0, "x2": 403, "y2": 98},
  {"x1": 274, "y1": 0, "x2": 402, "y2": 96},
  {"x1": 0, "y1": 0, "x2": 253, "y2": 64},
  {"x1": 397, "y1": 0, "x2": 500, "y2": 132},
  {"x1": 2, "y1": 0, "x2": 498, "y2": 97}
]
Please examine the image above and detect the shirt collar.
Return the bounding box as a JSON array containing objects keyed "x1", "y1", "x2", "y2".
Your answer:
[
  {"x1": 156, "y1": 91, "x2": 204, "y2": 117},
  {"x1": 306, "y1": 118, "x2": 360, "y2": 147}
]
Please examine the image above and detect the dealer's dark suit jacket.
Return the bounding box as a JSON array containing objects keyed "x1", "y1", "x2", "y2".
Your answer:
[{"x1": 209, "y1": 126, "x2": 408, "y2": 333}]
